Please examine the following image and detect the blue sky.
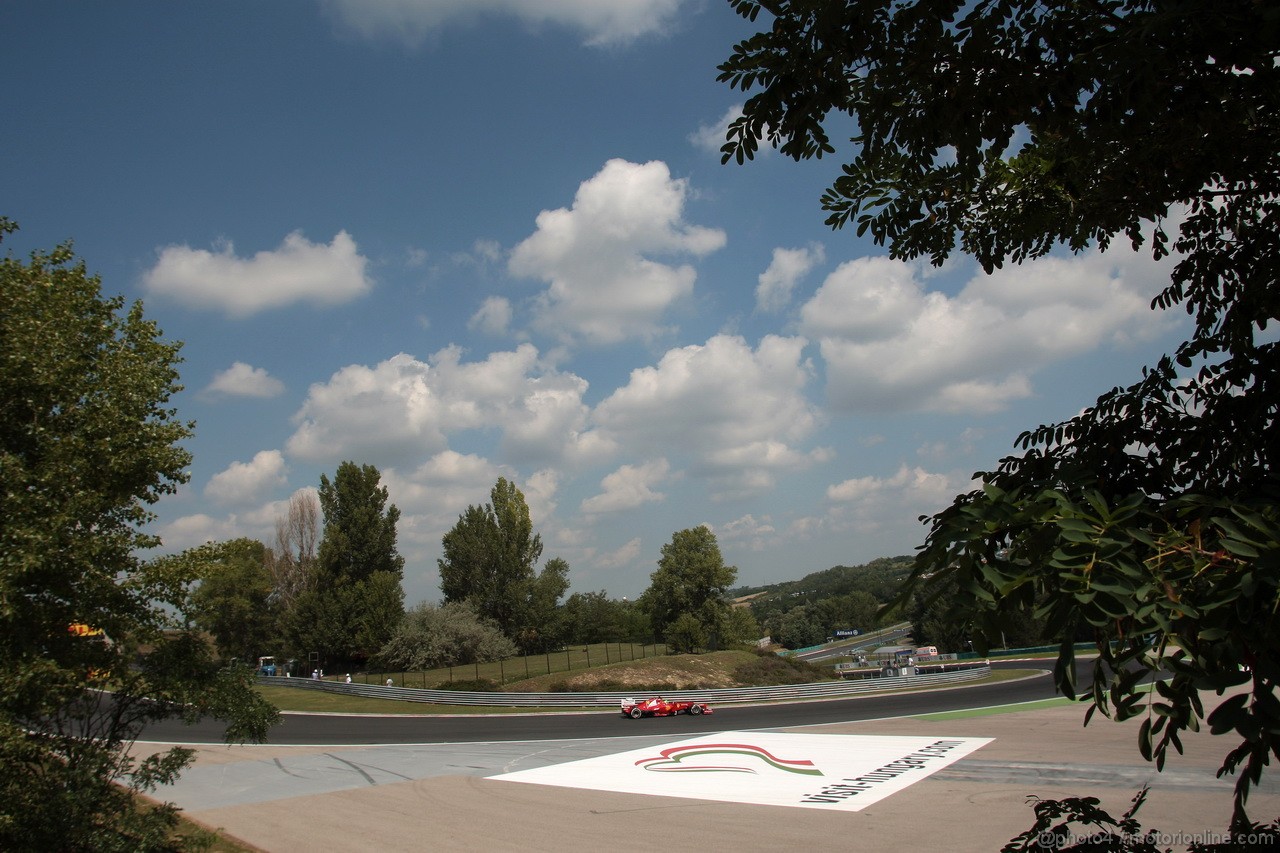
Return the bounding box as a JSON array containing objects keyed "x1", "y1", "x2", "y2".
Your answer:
[{"x1": 1, "y1": 1, "x2": 1188, "y2": 605}]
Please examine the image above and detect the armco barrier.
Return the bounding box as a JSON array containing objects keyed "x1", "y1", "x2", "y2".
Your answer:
[
  {"x1": 258, "y1": 662, "x2": 991, "y2": 708},
  {"x1": 956, "y1": 642, "x2": 1096, "y2": 660}
]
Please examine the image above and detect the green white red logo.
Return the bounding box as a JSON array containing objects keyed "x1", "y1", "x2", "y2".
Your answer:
[{"x1": 635, "y1": 742, "x2": 823, "y2": 776}]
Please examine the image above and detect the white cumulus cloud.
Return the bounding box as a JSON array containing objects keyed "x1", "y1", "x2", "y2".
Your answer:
[
  {"x1": 205, "y1": 450, "x2": 288, "y2": 506},
  {"x1": 379, "y1": 456, "x2": 562, "y2": 583},
  {"x1": 756, "y1": 243, "x2": 825, "y2": 313},
  {"x1": 800, "y1": 247, "x2": 1178, "y2": 414},
  {"x1": 690, "y1": 103, "x2": 776, "y2": 161},
  {"x1": 824, "y1": 464, "x2": 965, "y2": 537},
  {"x1": 381, "y1": 452, "x2": 502, "y2": 531},
  {"x1": 468, "y1": 296, "x2": 513, "y2": 336},
  {"x1": 205, "y1": 362, "x2": 285, "y2": 398},
  {"x1": 581, "y1": 459, "x2": 670, "y2": 514},
  {"x1": 595, "y1": 537, "x2": 643, "y2": 571},
  {"x1": 592, "y1": 334, "x2": 823, "y2": 498},
  {"x1": 689, "y1": 104, "x2": 744, "y2": 153},
  {"x1": 717, "y1": 513, "x2": 778, "y2": 551},
  {"x1": 509, "y1": 159, "x2": 726, "y2": 345},
  {"x1": 156, "y1": 514, "x2": 243, "y2": 552},
  {"x1": 285, "y1": 344, "x2": 606, "y2": 468},
  {"x1": 829, "y1": 466, "x2": 952, "y2": 504},
  {"x1": 321, "y1": 0, "x2": 687, "y2": 46},
  {"x1": 143, "y1": 230, "x2": 372, "y2": 317}
]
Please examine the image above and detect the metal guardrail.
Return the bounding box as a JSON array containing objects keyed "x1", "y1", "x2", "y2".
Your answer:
[
  {"x1": 957, "y1": 641, "x2": 1096, "y2": 660},
  {"x1": 258, "y1": 662, "x2": 991, "y2": 708}
]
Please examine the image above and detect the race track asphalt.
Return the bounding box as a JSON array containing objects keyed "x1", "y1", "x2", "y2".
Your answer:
[
  {"x1": 134, "y1": 662, "x2": 1280, "y2": 852},
  {"x1": 139, "y1": 660, "x2": 1062, "y2": 745}
]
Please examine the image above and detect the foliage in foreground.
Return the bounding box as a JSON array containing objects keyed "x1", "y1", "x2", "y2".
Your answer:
[
  {"x1": 719, "y1": 0, "x2": 1279, "y2": 830},
  {"x1": 0, "y1": 220, "x2": 278, "y2": 851},
  {"x1": 1002, "y1": 787, "x2": 1280, "y2": 852}
]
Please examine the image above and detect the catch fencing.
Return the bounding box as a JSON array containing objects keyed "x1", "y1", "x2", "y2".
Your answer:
[{"x1": 258, "y1": 661, "x2": 991, "y2": 708}]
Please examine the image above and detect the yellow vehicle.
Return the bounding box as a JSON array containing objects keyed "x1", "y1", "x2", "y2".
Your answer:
[{"x1": 68, "y1": 623, "x2": 112, "y2": 678}]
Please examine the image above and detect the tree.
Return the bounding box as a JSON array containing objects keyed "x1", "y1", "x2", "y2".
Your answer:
[
  {"x1": 299, "y1": 462, "x2": 405, "y2": 664},
  {"x1": 317, "y1": 461, "x2": 404, "y2": 585},
  {"x1": 264, "y1": 490, "x2": 320, "y2": 670},
  {"x1": 719, "y1": 0, "x2": 1280, "y2": 831},
  {"x1": 742, "y1": 557, "x2": 913, "y2": 629},
  {"x1": 347, "y1": 570, "x2": 406, "y2": 660},
  {"x1": 520, "y1": 556, "x2": 570, "y2": 653},
  {"x1": 907, "y1": 575, "x2": 973, "y2": 655},
  {"x1": 775, "y1": 606, "x2": 825, "y2": 651},
  {"x1": 376, "y1": 601, "x2": 517, "y2": 672},
  {"x1": 562, "y1": 593, "x2": 654, "y2": 644},
  {"x1": 438, "y1": 504, "x2": 495, "y2": 609},
  {"x1": 0, "y1": 220, "x2": 277, "y2": 850},
  {"x1": 561, "y1": 591, "x2": 627, "y2": 644},
  {"x1": 722, "y1": 605, "x2": 761, "y2": 647},
  {"x1": 664, "y1": 612, "x2": 707, "y2": 654},
  {"x1": 907, "y1": 573, "x2": 1048, "y2": 654},
  {"x1": 279, "y1": 585, "x2": 347, "y2": 673},
  {"x1": 265, "y1": 490, "x2": 319, "y2": 615},
  {"x1": 438, "y1": 477, "x2": 568, "y2": 647},
  {"x1": 817, "y1": 591, "x2": 883, "y2": 636},
  {"x1": 185, "y1": 538, "x2": 276, "y2": 664},
  {"x1": 639, "y1": 526, "x2": 737, "y2": 647}
]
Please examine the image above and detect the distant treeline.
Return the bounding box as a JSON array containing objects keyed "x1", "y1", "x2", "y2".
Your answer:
[{"x1": 730, "y1": 556, "x2": 914, "y2": 649}]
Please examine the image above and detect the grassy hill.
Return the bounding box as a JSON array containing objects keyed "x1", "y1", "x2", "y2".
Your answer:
[
  {"x1": 504, "y1": 649, "x2": 833, "y2": 693},
  {"x1": 729, "y1": 555, "x2": 914, "y2": 605},
  {"x1": 730, "y1": 556, "x2": 915, "y2": 636},
  {"x1": 257, "y1": 649, "x2": 835, "y2": 714}
]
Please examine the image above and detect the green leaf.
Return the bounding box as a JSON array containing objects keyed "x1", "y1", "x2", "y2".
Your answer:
[{"x1": 1055, "y1": 517, "x2": 1098, "y2": 535}]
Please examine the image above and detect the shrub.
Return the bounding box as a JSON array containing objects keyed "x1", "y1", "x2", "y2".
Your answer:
[{"x1": 733, "y1": 649, "x2": 833, "y2": 685}]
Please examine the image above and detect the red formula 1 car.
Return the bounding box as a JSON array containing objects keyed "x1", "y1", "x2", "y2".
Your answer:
[{"x1": 620, "y1": 696, "x2": 713, "y2": 719}]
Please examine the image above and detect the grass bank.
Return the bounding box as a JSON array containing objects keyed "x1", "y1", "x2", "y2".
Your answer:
[
  {"x1": 258, "y1": 651, "x2": 1031, "y2": 715},
  {"x1": 340, "y1": 641, "x2": 672, "y2": 689}
]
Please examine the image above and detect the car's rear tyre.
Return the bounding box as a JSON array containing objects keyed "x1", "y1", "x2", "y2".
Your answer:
[
  {"x1": 630, "y1": 707, "x2": 643, "y2": 719},
  {"x1": 690, "y1": 704, "x2": 703, "y2": 715}
]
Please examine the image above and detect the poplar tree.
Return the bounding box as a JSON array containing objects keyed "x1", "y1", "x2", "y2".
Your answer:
[
  {"x1": 290, "y1": 461, "x2": 405, "y2": 663},
  {"x1": 439, "y1": 477, "x2": 568, "y2": 648}
]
